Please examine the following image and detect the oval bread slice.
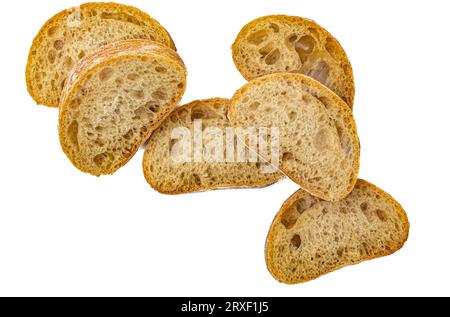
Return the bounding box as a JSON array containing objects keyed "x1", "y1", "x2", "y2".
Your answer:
[
  {"x1": 26, "y1": 2, "x2": 176, "y2": 107},
  {"x1": 232, "y1": 15, "x2": 354, "y2": 107},
  {"x1": 143, "y1": 98, "x2": 282, "y2": 194},
  {"x1": 59, "y1": 39, "x2": 186, "y2": 176},
  {"x1": 228, "y1": 73, "x2": 360, "y2": 201},
  {"x1": 265, "y1": 179, "x2": 409, "y2": 284}
]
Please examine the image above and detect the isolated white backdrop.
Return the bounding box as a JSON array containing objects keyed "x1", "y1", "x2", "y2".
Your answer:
[{"x1": 0, "y1": 0, "x2": 449, "y2": 296}]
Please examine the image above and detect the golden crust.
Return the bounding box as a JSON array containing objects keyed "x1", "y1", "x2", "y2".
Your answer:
[
  {"x1": 228, "y1": 73, "x2": 360, "y2": 201},
  {"x1": 232, "y1": 15, "x2": 355, "y2": 108},
  {"x1": 26, "y1": 2, "x2": 176, "y2": 107},
  {"x1": 58, "y1": 39, "x2": 187, "y2": 176},
  {"x1": 143, "y1": 98, "x2": 282, "y2": 194},
  {"x1": 265, "y1": 179, "x2": 410, "y2": 284}
]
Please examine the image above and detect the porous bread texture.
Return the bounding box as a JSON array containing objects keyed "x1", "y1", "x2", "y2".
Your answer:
[
  {"x1": 143, "y1": 98, "x2": 282, "y2": 194},
  {"x1": 265, "y1": 179, "x2": 410, "y2": 284},
  {"x1": 26, "y1": 2, "x2": 176, "y2": 107},
  {"x1": 232, "y1": 15, "x2": 354, "y2": 107},
  {"x1": 228, "y1": 73, "x2": 360, "y2": 201},
  {"x1": 59, "y1": 39, "x2": 187, "y2": 176}
]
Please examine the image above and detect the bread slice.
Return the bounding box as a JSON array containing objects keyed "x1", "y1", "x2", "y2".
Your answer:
[
  {"x1": 228, "y1": 73, "x2": 360, "y2": 201},
  {"x1": 265, "y1": 179, "x2": 409, "y2": 284},
  {"x1": 232, "y1": 15, "x2": 354, "y2": 107},
  {"x1": 59, "y1": 39, "x2": 186, "y2": 176},
  {"x1": 26, "y1": 2, "x2": 176, "y2": 108},
  {"x1": 143, "y1": 98, "x2": 282, "y2": 194}
]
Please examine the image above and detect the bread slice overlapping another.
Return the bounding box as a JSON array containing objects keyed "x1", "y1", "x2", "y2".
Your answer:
[
  {"x1": 26, "y1": 2, "x2": 176, "y2": 107},
  {"x1": 265, "y1": 179, "x2": 409, "y2": 284},
  {"x1": 228, "y1": 73, "x2": 360, "y2": 201},
  {"x1": 59, "y1": 39, "x2": 186, "y2": 176},
  {"x1": 232, "y1": 15, "x2": 354, "y2": 107},
  {"x1": 143, "y1": 98, "x2": 282, "y2": 194}
]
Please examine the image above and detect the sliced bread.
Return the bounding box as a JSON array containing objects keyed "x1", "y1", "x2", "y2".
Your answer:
[
  {"x1": 143, "y1": 98, "x2": 282, "y2": 194},
  {"x1": 26, "y1": 2, "x2": 176, "y2": 107},
  {"x1": 228, "y1": 73, "x2": 360, "y2": 201},
  {"x1": 265, "y1": 179, "x2": 409, "y2": 284},
  {"x1": 59, "y1": 39, "x2": 186, "y2": 176},
  {"x1": 232, "y1": 15, "x2": 354, "y2": 107}
]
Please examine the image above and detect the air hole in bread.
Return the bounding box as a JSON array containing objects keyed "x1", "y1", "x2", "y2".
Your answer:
[
  {"x1": 306, "y1": 60, "x2": 329, "y2": 85},
  {"x1": 48, "y1": 50, "x2": 56, "y2": 63},
  {"x1": 64, "y1": 57, "x2": 73, "y2": 69},
  {"x1": 67, "y1": 120, "x2": 79, "y2": 149},
  {"x1": 282, "y1": 152, "x2": 294, "y2": 161},
  {"x1": 54, "y1": 40, "x2": 64, "y2": 50},
  {"x1": 295, "y1": 35, "x2": 315, "y2": 63},
  {"x1": 313, "y1": 128, "x2": 332, "y2": 151},
  {"x1": 264, "y1": 48, "x2": 280, "y2": 65},
  {"x1": 281, "y1": 207, "x2": 299, "y2": 229},
  {"x1": 131, "y1": 90, "x2": 144, "y2": 99},
  {"x1": 123, "y1": 129, "x2": 134, "y2": 140},
  {"x1": 155, "y1": 66, "x2": 166, "y2": 73},
  {"x1": 288, "y1": 111, "x2": 297, "y2": 122},
  {"x1": 337, "y1": 247, "x2": 344, "y2": 257},
  {"x1": 249, "y1": 101, "x2": 260, "y2": 111},
  {"x1": 93, "y1": 152, "x2": 109, "y2": 167},
  {"x1": 152, "y1": 88, "x2": 167, "y2": 100},
  {"x1": 145, "y1": 101, "x2": 160, "y2": 113},
  {"x1": 247, "y1": 29, "x2": 269, "y2": 45},
  {"x1": 78, "y1": 51, "x2": 86, "y2": 59},
  {"x1": 290, "y1": 234, "x2": 302, "y2": 249},
  {"x1": 296, "y1": 198, "x2": 316, "y2": 214},
  {"x1": 287, "y1": 34, "x2": 298, "y2": 44},
  {"x1": 127, "y1": 73, "x2": 138, "y2": 81},
  {"x1": 258, "y1": 42, "x2": 274, "y2": 58},
  {"x1": 115, "y1": 78, "x2": 123, "y2": 87},
  {"x1": 360, "y1": 202, "x2": 368, "y2": 211},
  {"x1": 190, "y1": 106, "x2": 218, "y2": 121},
  {"x1": 269, "y1": 23, "x2": 279, "y2": 33},
  {"x1": 192, "y1": 174, "x2": 202, "y2": 186},
  {"x1": 99, "y1": 67, "x2": 114, "y2": 82},
  {"x1": 376, "y1": 209, "x2": 388, "y2": 222}
]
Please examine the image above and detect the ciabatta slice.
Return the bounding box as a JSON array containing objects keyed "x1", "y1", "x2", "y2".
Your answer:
[
  {"x1": 232, "y1": 15, "x2": 354, "y2": 107},
  {"x1": 265, "y1": 179, "x2": 409, "y2": 284},
  {"x1": 143, "y1": 98, "x2": 282, "y2": 194},
  {"x1": 228, "y1": 73, "x2": 360, "y2": 201},
  {"x1": 59, "y1": 40, "x2": 186, "y2": 176}
]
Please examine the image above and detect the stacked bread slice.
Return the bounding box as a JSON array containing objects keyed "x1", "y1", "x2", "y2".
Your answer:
[{"x1": 26, "y1": 3, "x2": 186, "y2": 175}]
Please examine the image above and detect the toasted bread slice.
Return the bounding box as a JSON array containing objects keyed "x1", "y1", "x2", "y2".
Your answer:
[
  {"x1": 26, "y1": 2, "x2": 176, "y2": 107},
  {"x1": 265, "y1": 179, "x2": 409, "y2": 284},
  {"x1": 59, "y1": 40, "x2": 186, "y2": 176},
  {"x1": 228, "y1": 73, "x2": 360, "y2": 201},
  {"x1": 143, "y1": 98, "x2": 282, "y2": 194},
  {"x1": 232, "y1": 15, "x2": 354, "y2": 107}
]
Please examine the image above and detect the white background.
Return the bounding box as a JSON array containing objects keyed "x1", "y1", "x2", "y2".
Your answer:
[{"x1": 0, "y1": 0, "x2": 449, "y2": 296}]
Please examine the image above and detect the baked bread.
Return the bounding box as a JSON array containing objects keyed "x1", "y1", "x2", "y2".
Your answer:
[
  {"x1": 265, "y1": 179, "x2": 409, "y2": 284},
  {"x1": 26, "y1": 2, "x2": 176, "y2": 107},
  {"x1": 143, "y1": 98, "x2": 282, "y2": 194},
  {"x1": 228, "y1": 73, "x2": 360, "y2": 201},
  {"x1": 59, "y1": 39, "x2": 186, "y2": 176},
  {"x1": 232, "y1": 15, "x2": 354, "y2": 107}
]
